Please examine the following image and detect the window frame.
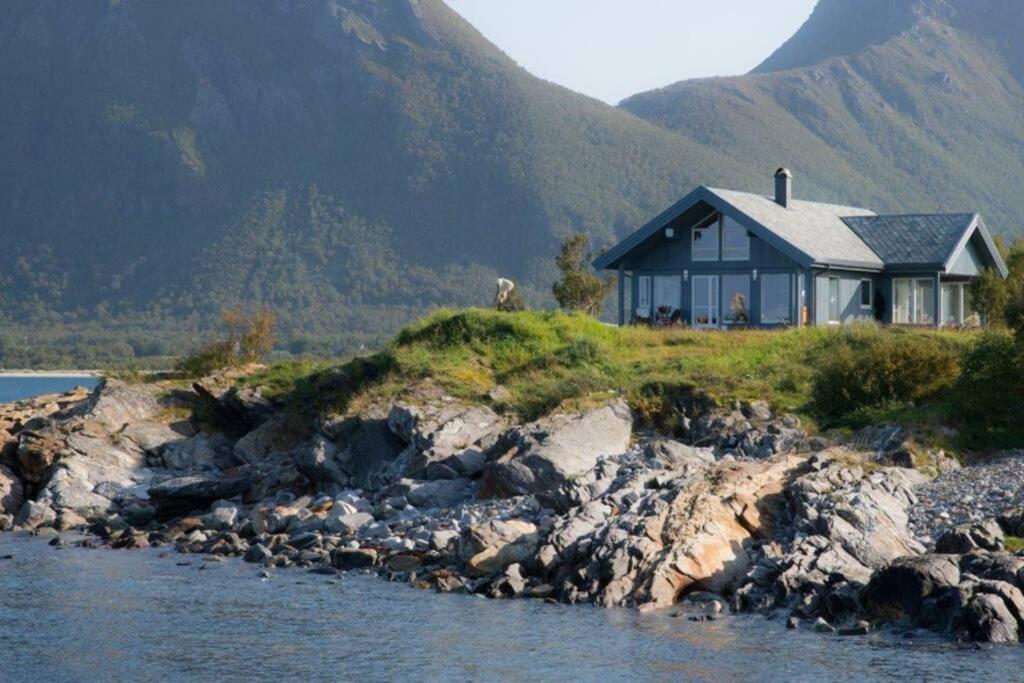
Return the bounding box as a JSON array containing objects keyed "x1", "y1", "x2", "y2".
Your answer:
[
  {"x1": 892, "y1": 278, "x2": 937, "y2": 325},
  {"x1": 637, "y1": 275, "x2": 651, "y2": 310},
  {"x1": 721, "y1": 273, "x2": 751, "y2": 325},
  {"x1": 721, "y1": 216, "x2": 750, "y2": 261},
  {"x1": 859, "y1": 278, "x2": 873, "y2": 309},
  {"x1": 827, "y1": 277, "x2": 841, "y2": 324},
  {"x1": 691, "y1": 216, "x2": 720, "y2": 262},
  {"x1": 760, "y1": 273, "x2": 792, "y2": 324}
]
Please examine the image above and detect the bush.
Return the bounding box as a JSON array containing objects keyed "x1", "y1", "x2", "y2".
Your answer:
[
  {"x1": 552, "y1": 233, "x2": 614, "y2": 316},
  {"x1": 176, "y1": 308, "x2": 277, "y2": 378},
  {"x1": 811, "y1": 326, "x2": 960, "y2": 422},
  {"x1": 954, "y1": 332, "x2": 1024, "y2": 437}
]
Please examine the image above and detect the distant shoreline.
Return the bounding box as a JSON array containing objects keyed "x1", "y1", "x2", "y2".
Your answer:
[{"x1": 0, "y1": 371, "x2": 102, "y2": 378}]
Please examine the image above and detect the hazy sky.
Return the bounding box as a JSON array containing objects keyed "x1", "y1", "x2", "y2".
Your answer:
[{"x1": 444, "y1": 0, "x2": 817, "y2": 104}]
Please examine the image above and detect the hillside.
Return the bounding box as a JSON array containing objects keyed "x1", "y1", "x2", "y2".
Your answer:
[
  {"x1": 0, "y1": 0, "x2": 749, "y2": 361},
  {"x1": 621, "y1": 0, "x2": 1024, "y2": 231}
]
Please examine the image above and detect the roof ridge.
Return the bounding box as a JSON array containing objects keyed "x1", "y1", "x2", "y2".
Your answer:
[{"x1": 855, "y1": 212, "x2": 977, "y2": 219}]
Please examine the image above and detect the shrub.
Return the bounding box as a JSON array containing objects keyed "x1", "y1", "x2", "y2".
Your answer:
[
  {"x1": 811, "y1": 326, "x2": 960, "y2": 422},
  {"x1": 954, "y1": 331, "x2": 1024, "y2": 437},
  {"x1": 552, "y1": 233, "x2": 614, "y2": 316},
  {"x1": 176, "y1": 307, "x2": 277, "y2": 378}
]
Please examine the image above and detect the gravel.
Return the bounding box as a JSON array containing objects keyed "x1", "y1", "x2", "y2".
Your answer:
[{"x1": 908, "y1": 450, "x2": 1024, "y2": 547}]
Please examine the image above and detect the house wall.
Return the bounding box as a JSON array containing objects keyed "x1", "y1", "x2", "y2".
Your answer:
[
  {"x1": 947, "y1": 235, "x2": 986, "y2": 276},
  {"x1": 812, "y1": 270, "x2": 877, "y2": 325},
  {"x1": 623, "y1": 212, "x2": 803, "y2": 325}
]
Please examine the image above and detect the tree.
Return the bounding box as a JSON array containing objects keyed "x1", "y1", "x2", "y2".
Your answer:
[
  {"x1": 175, "y1": 307, "x2": 277, "y2": 377},
  {"x1": 552, "y1": 233, "x2": 615, "y2": 316},
  {"x1": 970, "y1": 267, "x2": 1010, "y2": 328}
]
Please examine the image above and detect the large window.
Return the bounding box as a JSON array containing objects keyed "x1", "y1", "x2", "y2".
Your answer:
[
  {"x1": 893, "y1": 278, "x2": 936, "y2": 324},
  {"x1": 722, "y1": 274, "x2": 751, "y2": 324},
  {"x1": 653, "y1": 275, "x2": 681, "y2": 313},
  {"x1": 692, "y1": 219, "x2": 719, "y2": 261},
  {"x1": 941, "y1": 282, "x2": 978, "y2": 326},
  {"x1": 860, "y1": 279, "x2": 873, "y2": 309},
  {"x1": 722, "y1": 217, "x2": 750, "y2": 261},
  {"x1": 761, "y1": 273, "x2": 792, "y2": 324}
]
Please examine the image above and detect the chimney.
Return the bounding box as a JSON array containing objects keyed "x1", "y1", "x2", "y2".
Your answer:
[{"x1": 774, "y1": 167, "x2": 792, "y2": 208}]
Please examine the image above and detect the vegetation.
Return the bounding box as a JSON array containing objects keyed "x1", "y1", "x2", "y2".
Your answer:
[
  {"x1": 238, "y1": 309, "x2": 1024, "y2": 456},
  {"x1": 552, "y1": 234, "x2": 615, "y2": 316},
  {"x1": 175, "y1": 308, "x2": 277, "y2": 378}
]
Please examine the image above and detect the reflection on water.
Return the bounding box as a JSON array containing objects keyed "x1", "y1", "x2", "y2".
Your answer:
[{"x1": 0, "y1": 535, "x2": 1020, "y2": 682}]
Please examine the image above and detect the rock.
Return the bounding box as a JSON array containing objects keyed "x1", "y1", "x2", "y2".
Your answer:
[
  {"x1": 14, "y1": 500, "x2": 57, "y2": 529},
  {"x1": 386, "y1": 554, "x2": 422, "y2": 573},
  {"x1": 16, "y1": 427, "x2": 64, "y2": 483},
  {"x1": 430, "y1": 529, "x2": 460, "y2": 551},
  {"x1": 56, "y1": 510, "x2": 87, "y2": 531},
  {"x1": 324, "y1": 511, "x2": 374, "y2": 535},
  {"x1": 331, "y1": 547, "x2": 378, "y2": 570},
  {"x1": 69, "y1": 380, "x2": 162, "y2": 431},
  {"x1": 838, "y1": 621, "x2": 871, "y2": 636},
  {"x1": 160, "y1": 434, "x2": 226, "y2": 470},
  {"x1": 149, "y1": 474, "x2": 253, "y2": 518},
  {"x1": 642, "y1": 439, "x2": 715, "y2": 471},
  {"x1": 293, "y1": 436, "x2": 349, "y2": 486},
  {"x1": 491, "y1": 563, "x2": 528, "y2": 598},
  {"x1": 862, "y1": 555, "x2": 961, "y2": 621},
  {"x1": 958, "y1": 590, "x2": 1021, "y2": 643},
  {"x1": 481, "y1": 400, "x2": 632, "y2": 508},
  {"x1": 786, "y1": 616, "x2": 800, "y2": 630},
  {"x1": 234, "y1": 417, "x2": 305, "y2": 464},
  {"x1": 0, "y1": 461, "x2": 25, "y2": 515},
  {"x1": 120, "y1": 421, "x2": 189, "y2": 455},
  {"x1": 403, "y1": 478, "x2": 473, "y2": 509},
  {"x1": 935, "y1": 520, "x2": 1005, "y2": 554},
  {"x1": 202, "y1": 503, "x2": 239, "y2": 531},
  {"x1": 998, "y1": 508, "x2": 1024, "y2": 537},
  {"x1": 460, "y1": 519, "x2": 539, "y2": 576},
  {"x1": 813, "y1": 617, "x2": 836, "y2": 633},
  {"x1": 337, "y1": 419, "x2": 408, "y2": 492},
  {"x1": 742, "y1": 401, "x2": 773, "y2": 421},
  {"x1": 386, "y1": 403, "x2": 505, "y2": 480},
  {"x1": 245, "y1": 543, "x2": 273, "y2": 563}
]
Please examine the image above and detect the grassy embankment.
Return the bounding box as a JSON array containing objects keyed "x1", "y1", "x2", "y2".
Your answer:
[{"x1": 239, "y1": 308, "x2": 1014, "y2": 454}]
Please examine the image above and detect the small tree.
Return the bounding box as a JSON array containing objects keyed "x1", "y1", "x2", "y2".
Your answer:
[
  {"x1": 552, "y1": 233, "x2": 615, "y2": 316},
  {"x1": 970, "y1": 267, "x2": 1010, "y2": 328},
  {"x1": 176, "y1": 307, "x2": 277, "y2": 377}
]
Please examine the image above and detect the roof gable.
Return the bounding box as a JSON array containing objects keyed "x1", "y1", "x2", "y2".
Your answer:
[{"x1": 841, "y1": 214, "x2": 975, "y2": 268}]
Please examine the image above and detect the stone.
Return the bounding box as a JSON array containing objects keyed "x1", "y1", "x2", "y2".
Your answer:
[
  {"x1": 642, "y1": 439, "x2": 715, "y2": 471},
  {"x1": 935, "y1": 520, "x2": 1005, "y2": 554},
  {"x1": 813, "y1": 617, "x2": 836, "y2": 633},
  {"x1": 203, "y1": 504, "x2": 239, "y2": 531},
  {"x1": 862, "y1": 555, "x2": 961, "y2": 621},
  {"x1": 14, "y1": 500, "x2": 57, "y2": 529},
  {"x1": 838, "y1": 621, "x2": 871, "y2": 636},
  {"x1": 16, "y1": 427, "x2": 64, "y2": 483},
  {"x1": 460, "y1": 519, "x2": 539, "y2": 575},
  {"x1": 786, "y1": 616, "x2": 801, "y2": 630},
  {"x1": 998, "y1": 508, "x2": 1024, "y2": 537},
  {"x1": 386, "y1": 554, "x2": 423, "y2": 572},
  {"x1": 491, "y1": 563, "x2": 528, "y2": 598},
  {"x1": 56, "y1": 510, "x2": 87, "y2": 531},
  {"x1": 404, "y1": 478, "x2": 473, "y2": 509},
  {"x1": 0, "y1": 462, "x2": 25, "y2": 515},
  {"x1": 149, "y1": 474, "x2": 253, "y2": 518},
  {"x1": 331, "y1": 547, "x2": 378, "y2": 570},
  {"x1": 481, "y1": 400, "x2": 632, "y2": 508},
  {"x1": 234, "y1": 417, "x2": 305, "y2": 464},
  {"x1": 160, "y1": 434, "x2": 225, "y2": 470},
  {"x1": 958, "y1": 591, "x2": 1021, "y2": 643},
  {"x1": 324, "y1": 511, "x2": 375, "y2": 535},
  {"x1": 430, "y1": 529, "x2": 460, "y2": 551},
  {"x1": 338, "y1": 419, "x2": 409, "y2": 492},
  {"x1": 245, "y1": 543, "x2": 273, "y2": 563},
  {"x1": 293, "y1": 436, "x2": 349, "y2": 487}
]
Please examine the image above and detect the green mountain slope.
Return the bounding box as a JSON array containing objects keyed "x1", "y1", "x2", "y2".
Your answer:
[
  {"x1": 0, "y1": 0, "x2": 748, "y2": 356},
  {"x1": 621, "y1": 0, "x2": 1024, "y2": 233}
]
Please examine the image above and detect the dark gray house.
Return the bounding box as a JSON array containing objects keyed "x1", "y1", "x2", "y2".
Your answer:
[{"x1": 594, "y1": 169, "x2": 1008, "y2": 328}]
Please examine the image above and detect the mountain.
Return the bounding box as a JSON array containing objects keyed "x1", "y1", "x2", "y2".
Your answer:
[
  {"x1": 621, "y1": 0, "x2": 1024, "y2": 233},
  {"x1": 0, "y1": 0, "x2": 749, "y2": 358}
]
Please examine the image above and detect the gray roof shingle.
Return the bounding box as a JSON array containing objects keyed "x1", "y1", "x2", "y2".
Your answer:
[
  {"x1": 707, "y1": 188, "x2": 881, "y2": 267},
  {"x1": 841, "y1": 213, "x2": 977, "y2": 267}
]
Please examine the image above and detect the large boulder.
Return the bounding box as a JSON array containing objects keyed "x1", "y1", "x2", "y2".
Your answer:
[
  {"x1": 862, "y1": 554, "x2": 962, "y2": 621},
  {"x1": 0, "y1": 462, "x2": 24, "y2": 515},
  {"x1": 480, "y1": 400, "x2": 632, "y2": 507},
  {"x1": 402, "y1": 478, "x2": 473, "y2": 509},
  {"x1": 936, "y1": 520, "x2": 1005, "y2": 554},
  {"x1": 63, "y1": 380, "x2": 162, "y2": 432},
  {"x1": 335, "y1": 418, "x2": 408, "y2": 492},
  {"x1": 957, "y1": 584, "x2": 1023, "y2": 643},
  {"x1": 460, "y1": 520, "x2": 539, "y2": 575},
  {"x1": 14, "y1": 500, "x2": 57, "y2": 529},
  {"x1": 16, "y1": 426, "x2": 65, "y2": 483},
  {"x1": 233, "y1": 417, "x2": 307, "y2": 464},
  {"x1": 386, "y1": 403, "x2": 505, "y2": 480},
  {"x1": 160, "y1": 433, "x2": 228, "y2": 470},
  {"x1": 149, "y1": 473, "x2": 253, "y2": 518},
  {"x1": 293, "y1": 436, "x2": 348, "y2": 487}
]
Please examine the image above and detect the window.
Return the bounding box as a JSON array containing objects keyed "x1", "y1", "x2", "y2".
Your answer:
[
  {"x1": 828, "y1": 277, "x2": 840, "y2": 323},
  {"x1": 722, "y1": 274, "x2": 751, "y2": 324},
  {"x1": 636, "y1": 276, "x2": 651, "y2": 318},
  {"x1": 761, "y1": 273, "x2": 792, "y2": 323},
  {"x1": 722, "y1": 216, "x2": 750, "y2": 261},
  {"x1": 692, "y1": 219, "x2": 719, "y2": 261},
  {"x1": 893, "y1": 278, "x2": 936, "y2": 325},
  {"x1": 653, "y1": 275, "x2": 681, "y2": 313},
  {"x1": 860, "y1": 279, "x2": 873, "y2": 308},
  {"x1": 941, "y1": 282, "x2": 978, "y2": 326}
]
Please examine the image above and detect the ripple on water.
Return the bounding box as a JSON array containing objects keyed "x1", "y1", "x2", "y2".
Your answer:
[{"x1": 0, "y1": 535, "x2": 1022, "y2": 682}]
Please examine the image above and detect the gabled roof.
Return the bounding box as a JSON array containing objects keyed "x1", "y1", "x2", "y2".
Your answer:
[
  {"x1": 708, "y1": 188, "x2": 880, "y2": 268},
  {"x1": 594, "y1": 182, "x2": 1007, "y2": 276},
  {"x1": 593, "y1": 185, "x2": 880, "y2": 270},
  {"x1": 842, "y1": 213, "x2": 1008, "y2": 276}
]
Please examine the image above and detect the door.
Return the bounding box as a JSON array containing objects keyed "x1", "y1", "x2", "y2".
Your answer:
[
  {"x1": 692, "y1": 275, "x2": 719, "y2": 328},
  {"x1": 828, "y1": 277, "x2": 840, "y2": 323}
]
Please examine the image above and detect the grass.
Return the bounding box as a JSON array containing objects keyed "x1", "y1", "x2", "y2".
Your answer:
[
  {"x1": 237, "y1": 309, "x2": 990, "y2": 450},
  {"x1": 1006, "y1": 536, "x2": 1024, "y2": 553}
]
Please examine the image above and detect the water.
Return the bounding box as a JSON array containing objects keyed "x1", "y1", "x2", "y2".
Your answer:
[
  {"x1": 0, "y1": 375, "x2": 99, "y2": 404},
  {"x1": 0, "y1": 537, "x2": 1021, "y2": 682}
]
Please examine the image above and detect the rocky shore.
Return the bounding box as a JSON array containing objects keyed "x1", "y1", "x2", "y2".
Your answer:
[{"x1": 2, "y1": 375, "x2": 1024, "y2": 644}]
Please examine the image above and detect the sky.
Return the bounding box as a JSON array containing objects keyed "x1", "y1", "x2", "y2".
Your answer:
[{"x1": 444, "y1": 0, "x2": 818, "y2": 104}]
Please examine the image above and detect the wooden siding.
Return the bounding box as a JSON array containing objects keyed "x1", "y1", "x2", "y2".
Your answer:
[
  {"x1": 947, "y1": 234, "x2": 986, "y2": 276},
  {"x1": 812, "y1": 270, "x2": 877, "y2": 325}
]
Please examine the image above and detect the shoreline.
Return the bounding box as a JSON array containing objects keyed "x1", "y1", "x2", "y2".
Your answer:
[{"x1": 0, "y1": 371, "x2": 102, "y2": 378}]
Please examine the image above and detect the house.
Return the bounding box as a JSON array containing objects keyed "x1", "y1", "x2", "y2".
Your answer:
[{"x1": 593, "y1": 168, "x2": 1008, "y2": 328}]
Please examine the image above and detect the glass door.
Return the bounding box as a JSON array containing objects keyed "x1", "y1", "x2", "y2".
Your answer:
[{"x1": 692, "y1": 275, "x2": 719, "y2": 328}]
